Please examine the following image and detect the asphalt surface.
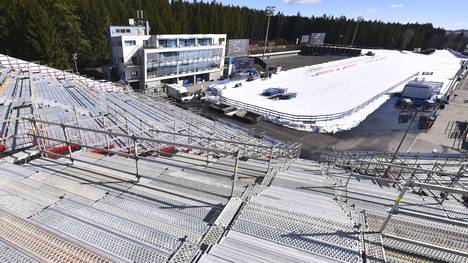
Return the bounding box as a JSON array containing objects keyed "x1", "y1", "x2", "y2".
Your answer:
[
  {"x1": 209, "y1": 102, "x2": 420, "y2": 160},
  {"x1": 406, "y1": 75, "x2": 468, "y2": 152}
]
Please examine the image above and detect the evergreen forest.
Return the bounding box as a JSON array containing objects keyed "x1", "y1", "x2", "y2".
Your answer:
[{"x1": 0, "y1": 0, "x2": 465, "y2": 69}]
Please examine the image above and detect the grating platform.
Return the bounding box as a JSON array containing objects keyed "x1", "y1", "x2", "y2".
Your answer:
[
  {"x1": 0, "y1": 209, "x2": 112, "y2": 262},
  {"x1": 0, "y1": 238, "x2": 40, "y2": 263},
  {"x1": 52, "y1": 198, "x2": 181, "y2": 254},
  {"x1": 32, "y1": 209, "x2": 169, "y2": 263}
]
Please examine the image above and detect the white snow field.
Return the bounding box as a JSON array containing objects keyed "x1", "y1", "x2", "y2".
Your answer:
[{"x1": 214, "y1": 50, "x2": 463, "y2": 132}]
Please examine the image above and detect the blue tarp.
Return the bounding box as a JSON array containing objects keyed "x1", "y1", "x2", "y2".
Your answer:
[
  {"x1": 279, "y1": 92, "x2": 297, "y2": 100},
  {"x1": 246, "y1": 69, "x2": 258, "y2": 77},
  {"x1": 261, "y1": 87, "x2": 287, "y2": 96}
]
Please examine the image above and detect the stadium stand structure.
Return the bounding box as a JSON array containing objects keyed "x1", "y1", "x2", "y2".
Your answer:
[
  {"x1": 0, "y1": 54, "x2": 298, "y2": 159},
  {"x1": 0, "y1": 54, "x2": 467, "y2": 263}
]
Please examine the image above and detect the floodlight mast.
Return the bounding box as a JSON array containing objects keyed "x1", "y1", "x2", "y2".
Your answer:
[
  {"x1": 262, "y1": 6, "x2": 276, "y2": 60},
  {"x1": 72, "y1": 53, "x2": 78, "y2": 74},
  {"x1": 350, "y1": 16, "x2": 364, "y2": 48}
]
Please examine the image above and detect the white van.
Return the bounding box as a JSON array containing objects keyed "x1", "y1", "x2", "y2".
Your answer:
[{"x1": 165, "y1": 84, "x2": 194, "y2": 103}]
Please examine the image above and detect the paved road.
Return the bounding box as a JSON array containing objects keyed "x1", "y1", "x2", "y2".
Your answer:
[{"x1": 212, "y1": 102, "x2": 419, "y2": 160}]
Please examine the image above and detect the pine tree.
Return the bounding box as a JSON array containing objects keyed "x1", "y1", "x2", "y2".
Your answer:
[
  {"x1": 22, "y1": 0, "x2": 68, "y2": 67},
  {"x1": 43, "y1": 0, "x2": 90, "y2": 68}
]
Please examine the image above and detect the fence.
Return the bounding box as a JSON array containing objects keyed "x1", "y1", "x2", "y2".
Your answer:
[
  {"x1": 305, "y1": 55, "x2": 387, "y2": 77},
  {"x1": 23, "y1": 117, "x2": 300, "y2": 160},
  {"x1": 445, "y1": 60, "x2": 468, "y2": 98},
  {"x1": 336, "y1": 150, "x2": 462, "y2": 161},
  {"x1": 220, "y1": 73, "x2": 419, "y2": 124},
  {"x1": 23, "y1": 117, "x2": 303, "y2": 196}
]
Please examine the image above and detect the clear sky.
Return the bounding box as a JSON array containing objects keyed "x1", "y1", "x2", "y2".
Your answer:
[{"x1": 211, "y1": 0, "x2": 467, "y2": 30}]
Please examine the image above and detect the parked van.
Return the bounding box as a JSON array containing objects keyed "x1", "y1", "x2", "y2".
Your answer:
[{"x1": 165, "y1": 84, "x2": 194, "y2": 103}]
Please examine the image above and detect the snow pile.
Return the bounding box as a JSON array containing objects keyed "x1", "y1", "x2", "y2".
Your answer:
[{"x1": 215, "y1": 49, "x2": 463, "y2": 133}]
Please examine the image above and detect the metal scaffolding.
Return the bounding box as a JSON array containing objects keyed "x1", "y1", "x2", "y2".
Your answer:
[{"x1": 320, "y1": 147, "x2": 468, "y2": 261}]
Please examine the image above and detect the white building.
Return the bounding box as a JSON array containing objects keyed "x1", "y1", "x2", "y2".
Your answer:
[{"x1": 108, "y1": 20, "x2": 226, "y2": 90}]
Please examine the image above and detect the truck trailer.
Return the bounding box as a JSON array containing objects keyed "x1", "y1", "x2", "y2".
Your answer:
[{"x1": 165, "y1": 84, "x2": 194, "y2": 103}]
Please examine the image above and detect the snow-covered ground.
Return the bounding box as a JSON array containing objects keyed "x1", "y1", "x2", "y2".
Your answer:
[{"x1": 212, "y1": 50, "x2": 463, "y2": 132}]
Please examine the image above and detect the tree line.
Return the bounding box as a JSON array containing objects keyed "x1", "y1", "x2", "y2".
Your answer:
[{"x1": 0, "y1": 0, "x2": 464, "y2": 70}]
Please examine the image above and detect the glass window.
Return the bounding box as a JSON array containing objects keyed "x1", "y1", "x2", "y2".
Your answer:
[
  {"x1": 158, "y1": 39, "x2": 177, "y2": 48},
  {"x1": 179, "y1": 39, "x2": 196, "y2": 47},
  {"x1": 198, "y1": 38, "x2": 212, "y2": 46},
  {"x1": 124, "y1": 40, "x2": 136, "y2": 46},
  {"x1": 146, "y1": 47, "x2": 223, "y2": 78}
]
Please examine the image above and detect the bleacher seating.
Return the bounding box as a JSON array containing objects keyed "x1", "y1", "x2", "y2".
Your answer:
[{"x1": 0, "y1": 54, "x2": 466, "y2": 263}]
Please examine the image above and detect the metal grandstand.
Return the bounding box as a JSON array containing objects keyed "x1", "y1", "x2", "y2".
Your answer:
[
  {"x1": 0, "y1": 54, "x2": 467, "y2": 263},
  {"x1": 0, "y1": 55, "x2": 298, "y2": 158}
]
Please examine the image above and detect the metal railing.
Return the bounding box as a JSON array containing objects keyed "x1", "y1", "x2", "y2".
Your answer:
[
  {"x1": 445, "y1": 60, "x2": 468, "y2": 98},
  {"x1": 22, "y1": 117, "x2": 301, "y2": 198},
  {"x1": 320, "y1": 148, "x2": 468, "y2": 191},
  {"x1": 321, "y1": 148, "x2": 468, "y2": 259},
  {"x1": 220, "y1": 73, "x2": 418, "y2": 124},
  {"x1": 23, "y1": 117, "x2": 299, "y2": 160}
]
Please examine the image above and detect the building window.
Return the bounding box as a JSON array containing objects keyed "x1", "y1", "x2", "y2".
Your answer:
[
  {"x1": 115, "y1": 28, "x2": 131, "y2": 34},
  {"x1": 124, "y1": 40, "x2": 136, "y2": 46},
  {"x1": 119, "y1": 57, "x2": 124, "y2": 63},
  {"x1": 219, "y1": 38, "x2": 225, "y2": 45},
  {"x1": 180, "y1": 39, "x2": 196, "y2": 47},
  {"x1": 198, "y1": 38, "x2": 212, "y2": 46},
  {"x1": 145, "y1": 47, "x2": 223, "y2": 79},
  {"x1": 131, "y1": 71, "x2": 138, "y2": 76},
  {"x1": 158, "y1": 39, "x2": 177, "y2": 48}
]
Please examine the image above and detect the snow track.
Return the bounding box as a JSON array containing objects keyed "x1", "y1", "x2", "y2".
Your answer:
[{"x1": 216, "y1": 50, "x2": 463, "y2": 132}]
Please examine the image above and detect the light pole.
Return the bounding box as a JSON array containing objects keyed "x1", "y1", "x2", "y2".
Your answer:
[
  {"x1": 262, "y1": 6, "x2": 275, "y2": 60},
  {"x1": 383, "y1": 107, "x2": 420, "y2": 179},
  {"x1": 350, "y1": 17, "x2": 364, "y2": 48},
  {"x1": 72, "y1": 53, "x2": 79, "y2": 74},
  {"x1": 391, "y1": 110, "x2": 419, "y2": 162},
  {"x1": 337, "y1": 34, "x2": 343, "y2": 46}
]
